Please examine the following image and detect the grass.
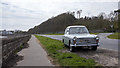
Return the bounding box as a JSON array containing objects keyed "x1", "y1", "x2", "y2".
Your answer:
[
  {"x1": 44, "y1": 33, "x2": 64, "y2": 35},
  {"x1": 35, "y1": 35, "x2": 96, "y2": 67},
  {"x1": 44, "y1": 33, "x2": 99, "y2": 35},
  {"x1": 14, "y1": 45, "x2": 24, "y2": 54},
  {"x1": 90, "y1": 33, "x2": 99, "y2": 35},
  {"x1": 107, "y1": 33, "x2": 120, "y2": 39}
]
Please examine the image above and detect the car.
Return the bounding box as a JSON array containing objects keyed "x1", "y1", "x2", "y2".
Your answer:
[{"x1": 62, "y1": 26, "x2": 99, "y2": 52}]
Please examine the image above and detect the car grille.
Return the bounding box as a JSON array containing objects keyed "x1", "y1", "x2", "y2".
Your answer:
[{"x1": 76, "y1": 38, "x2": 96, "y2": 45}]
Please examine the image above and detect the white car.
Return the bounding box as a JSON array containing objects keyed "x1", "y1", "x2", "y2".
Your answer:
[{"x1": 62, "y1": 26, "x2": 99, "y2": 52}]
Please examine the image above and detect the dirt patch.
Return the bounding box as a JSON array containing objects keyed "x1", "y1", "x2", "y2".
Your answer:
[
  {"x1": 58, "y1": 47, "x2": 118, "y2": 66},
  {"x1": 4, "y1": 54, "x2": 24, "y2": 67}
]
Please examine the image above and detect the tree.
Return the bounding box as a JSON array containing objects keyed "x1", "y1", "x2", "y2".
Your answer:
[
  {"x1": 114, "y1": 9, "x2": 120, "y2": 32},
  {"x1": 72, "y1": 11, "x2": 75, "y2": 16},
  {"x1": 107, "y1": 11, "x2": 117, "y2": 22},
  {"x1": 77, "y1": 10, "x2": 82, "y2": 19},
  {"x1": 98, "y1": 12, "x2": 106, "y2": 20}
]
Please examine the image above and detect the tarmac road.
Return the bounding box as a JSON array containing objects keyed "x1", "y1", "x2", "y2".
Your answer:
[
  {"x1": 98, "y1": 33, "x2": 118, "y2": 51},
  {"x1": 39, "y1": 33, "x2": 119, "y2": 51}
]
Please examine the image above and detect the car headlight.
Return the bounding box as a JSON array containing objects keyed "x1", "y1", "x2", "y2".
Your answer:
[
  {"x1": 73, "y1": 37, "x2": 77, "y2": 44},
  {"x1": 96, "y1": 36, "x2": 99, "y2": 40},
  {"x1": 95, "y1": 36, "x2": 99, "y2": 43}
]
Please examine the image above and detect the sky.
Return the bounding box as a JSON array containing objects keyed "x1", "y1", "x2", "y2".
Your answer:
[{"x1": 0, "y1": 0, "x2": 119, "y2": 31}]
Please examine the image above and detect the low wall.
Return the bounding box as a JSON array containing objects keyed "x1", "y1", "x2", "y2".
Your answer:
[{"x1": 2, "y1": 35, "x2": 31, "y2": 66}]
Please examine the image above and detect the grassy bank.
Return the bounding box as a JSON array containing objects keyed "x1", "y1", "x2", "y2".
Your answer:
[
  {"x1": 35, "y1": 35, "x2": 96, "y2": 67},
  {"x1": 44, "y1": 33, "x2": 64, "y2": 35},
  {"x1": 107, "y1": 33, "x2": 120, "y2": 39}
]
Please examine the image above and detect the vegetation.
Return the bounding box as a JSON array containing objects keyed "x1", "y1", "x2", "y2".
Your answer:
[
  {"x1": 14, "y1": 45, "x2": 24, "y2": 54},
  {"x1": 28, "y1": 13, "x2": 76, "y2": 34},
  {"x1": 45, "y1": 33, "x2": 64, "y2": 35},
  {"x1": 107, "y1": 33, "x2": 120, "y2": 39},
  {"x1": 90, "y1": 33, "x2": 99, "y2": 35},
  {"x1": 35, "y1": 35, "x2": 96, "y2": 66},
  {"x1": 28, "y1": 9, "x2": 119, "y2": 34}
]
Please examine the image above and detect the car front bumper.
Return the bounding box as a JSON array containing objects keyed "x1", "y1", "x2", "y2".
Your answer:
[{"x1": 70, "y1": 43, "x2": 100, "y2": 47}]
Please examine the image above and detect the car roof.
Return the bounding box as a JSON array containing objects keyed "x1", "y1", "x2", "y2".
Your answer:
[{"x1": 66, "y1": 25, "x2": 86, "y2": 29}]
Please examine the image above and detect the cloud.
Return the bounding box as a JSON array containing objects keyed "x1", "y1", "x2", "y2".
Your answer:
[
  {"x1": 118, "y1": 1, "x2": 120, "y2": 9},
  {"x1": 1, "y1": 18, "x2": 42, "y2": 31},
  {"x1": 0, "y1": 2, "x2": 42, "y2": 19},
  {"x1": 0, "y1": 2, "x2": 45, "y2": 31},
  {"x1": 0, "y1": 0, "x2": 118, "y2": 31}
]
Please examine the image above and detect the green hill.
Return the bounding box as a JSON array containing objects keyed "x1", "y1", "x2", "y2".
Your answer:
[
  {"x1": 28, "y1": 12, "x2": 119, "y2": 34},
  {"x1": 28, "y1": 13, "x2": 76, "y2": 34}
]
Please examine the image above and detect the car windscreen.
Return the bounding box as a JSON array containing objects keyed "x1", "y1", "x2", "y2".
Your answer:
[{"x1": 69, "y1": 27, "x2": 89, "y2": 34}]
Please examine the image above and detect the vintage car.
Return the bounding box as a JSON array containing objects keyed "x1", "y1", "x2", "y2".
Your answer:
[{"x1": 62, "y1": 26, "x2": 99, "y2": 52}]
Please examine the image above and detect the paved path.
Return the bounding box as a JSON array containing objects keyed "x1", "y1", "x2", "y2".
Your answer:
[
  {"x1": 39, "y1": 33, "x2": 119, "y2": 51},
  {"x1": 16, "y1": 35, "x2": 53, "y2": 66}
]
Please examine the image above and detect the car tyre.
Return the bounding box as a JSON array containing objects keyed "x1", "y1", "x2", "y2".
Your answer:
[
  {"x1": 64, "y1": 44, "x2": 67, "y2": 47},
  {"x1": 62, "y1": 39, "x2": 64, "y2": 43},
  {"x1": 91, "y1": 46, "x2": 97, "y2": 51},
  {"x1": 69, "y1": 46, "x2": 75, "y2": 52}
]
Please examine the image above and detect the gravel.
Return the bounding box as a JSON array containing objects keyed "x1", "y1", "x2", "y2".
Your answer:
[{"x1": 59, "y1": 47, "x2": 118, "y2": 66}]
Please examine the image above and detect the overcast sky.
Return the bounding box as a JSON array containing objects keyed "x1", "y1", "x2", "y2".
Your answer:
[{"x1": 0, "y1": 0, "x2": 119, "y2": 31}]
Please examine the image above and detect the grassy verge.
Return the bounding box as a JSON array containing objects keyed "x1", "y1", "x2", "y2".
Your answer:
[
  {"x1": 107, "y1": 33, "x2": 120, "y2": 39},
  {"x1": 35, "y1": 35, "x2": 96, "y2": 67},
  {"x1": 44, "y1": 33, "x2": 64, "y2": 35},
  {"x1": 44, "y1": 33, "x2": 99, "y2": 35},
  {"x1": 90, "y1": 33, "x2": 99, "y2": 35}
]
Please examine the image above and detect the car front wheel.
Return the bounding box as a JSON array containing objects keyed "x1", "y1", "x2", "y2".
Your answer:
[
  {"x1": 69, "y1": 41, "x2": 75, "y2": 52},
  {"x1": 69, "y1": 46, "x2": 75, "y2": 52}
]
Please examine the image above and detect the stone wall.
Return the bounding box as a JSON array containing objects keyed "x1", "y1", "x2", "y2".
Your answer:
[{"x1": 2, "y1": 35, "x2": 31, "y2": 66}]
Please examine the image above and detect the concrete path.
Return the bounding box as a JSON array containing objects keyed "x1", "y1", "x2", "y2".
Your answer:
[{"x1": 16, "y1": 35, "x2": 53, "y2": 66}]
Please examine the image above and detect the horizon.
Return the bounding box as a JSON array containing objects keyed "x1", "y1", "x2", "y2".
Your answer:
[{"x1": 0, "y1": 0, "x2": 119, "y2": 31}]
